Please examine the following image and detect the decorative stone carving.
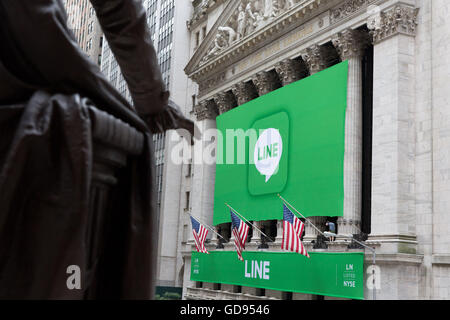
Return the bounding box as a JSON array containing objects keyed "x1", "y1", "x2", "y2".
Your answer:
[
  {"x1": 198, "y1": 72, "x2": 226, "y2": 96},
  {"x1": 286, "y1": 0, "x2": 296, "y2": 9},
  {"x1": 188, "y1": 0, "x2": 222, "y2": 30},
  {"x1": 218, "y1": 26, "x2": 237, "y2": 46},
  {"x1": 199, "y1": 0, "x2": 303, "y2": 66},
  {"x1": 368, "y1": 5, "x2": 419, "y2": 44},
  {"x1": 252, "y1": 71, "x2": 280, "y2": 96},
  {"x1": 194, "y1": 100, "x2": 219, "y2": 121},
  {"x1": 301, "y1": 44, "x2": 328, "y2": 75},
  {"x1": 231, "y1": 81, "x2": 259, "y2": 106},
  {"x1": 330, "y1": 0, "x2": 374, "y2": 24},
  {"x1": 202, "y1": 32, "x2": 228, "y2": 63},
  {"x1": 332, "y1": 29, "x2": 369, "y2": 60},
  {"x1": 237, "y1": 3, "x2": 247, "y2": 41},
  {"x1": 213, "y1": 91, "x2": 237, "y2": 114},
  {"x1": 245, "y1": 2, "x2": 258, "y2": 35},
  {"x1": 275, "y1": 58, "x2": 308, "y2": 86},
  {"x1": 263, "y1": 0, "x2": 276, "y2": 20}
]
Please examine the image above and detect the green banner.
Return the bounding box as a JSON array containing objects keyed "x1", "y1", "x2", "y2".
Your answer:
[
  {"x1": 191, "y1": 250, "x2": 364, "y2": 300},
  {"x1": 214, "y1": 61, "x2": 348, "y2": 225}
]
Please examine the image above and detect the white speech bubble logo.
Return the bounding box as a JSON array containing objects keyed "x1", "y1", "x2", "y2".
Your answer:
[{"x1": 254, "y1": 128, "x2": 283, "y2": 183}]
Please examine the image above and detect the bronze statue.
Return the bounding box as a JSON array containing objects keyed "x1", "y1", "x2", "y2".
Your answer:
[{"x1": 0, "y1": 0, "x2": 194, "y2": 299}]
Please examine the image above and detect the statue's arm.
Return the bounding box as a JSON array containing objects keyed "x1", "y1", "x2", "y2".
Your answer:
[
  {"x1": 89, "y1": 0, "x2": 168, "y2": 118},
  {"x1": 90, "y1": 0, "x2": 195, "y2": 138}
]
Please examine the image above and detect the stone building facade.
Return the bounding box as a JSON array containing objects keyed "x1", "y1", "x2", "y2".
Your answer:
[{"x1": 177, "y1": 0, "x2": 450, "y2": 300}]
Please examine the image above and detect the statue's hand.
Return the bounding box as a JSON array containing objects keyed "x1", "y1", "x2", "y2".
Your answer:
[{"x1": 144, "y1": 98, "x2": 199, "y2": 145}]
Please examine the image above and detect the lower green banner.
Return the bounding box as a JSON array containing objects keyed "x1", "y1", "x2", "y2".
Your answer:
[{"x1": 191, "y1": 251, "x2": 364, "y2": 300}]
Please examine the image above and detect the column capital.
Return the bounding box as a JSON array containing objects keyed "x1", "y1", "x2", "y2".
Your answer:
[
  {"x1": 252, "y1": 71, "x2": 280, "y2": 96},
  {"x1": 213, "y1": 91, "x2": 237, "y2": 115},
  {"x1": 231, "y1": 81, "x2": 259, "y2": 106},
  {"x1": 332, "y1": 29, "x2": 370, "y2": 60},
  {"x1": 368, "y1": 4, "x2": 419, "y2": 44},
  {"x1": 275, "y1": 58, "x2": 308, "y2": 86},
  {"x1": 194, "y1": 99, "x2": 218, "y2": 121},
  {"x1": 300, "y1": 44, "x2": 329, "y2": 75}
]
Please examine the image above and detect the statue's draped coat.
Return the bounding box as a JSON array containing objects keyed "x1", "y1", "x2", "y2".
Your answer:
[{"x1": 0, "y1": 0, "x2": 168, "y2": 299}]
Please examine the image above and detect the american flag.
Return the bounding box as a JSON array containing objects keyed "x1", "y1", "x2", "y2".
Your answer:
[
  {"x1": 190, "y1": 216, "x2": 209, "y2": 254},
  {"x1": 230, "y1": 210, "x2": 250, "y2": 261},
  {"x1": 281, "y1": 204, "x2": 309, "y2": 258}
]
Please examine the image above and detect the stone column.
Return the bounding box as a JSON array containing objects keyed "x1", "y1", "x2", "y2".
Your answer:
[
  {"x1": 252, "y1": 71, "x2": 280, "y2": 96},
  {"x1": 231, "y1": 81, "x2": 259, "y2": 106},
  {"x1": 250, "y1": 221, "x2": 262, "y2": 245},
  {"x1": 300, "y1": 44, "x2": 331, "y2": 240},
  {"x1": 191, "y1": 99, "x2": 219, "y2": 243},
  {"x1": 367, "y1": 5, "x2": 418, "y2": 248},
  {"x1": 275, "y1": 58, "x2": 308, "y2": 86},
  {"x1": 211, "y1": 226, "x2": 218, "y2": 246},
  {"x1": 331, "y1": 28, "x2": 369, "y2": 236},
  {"x1": 213, "y1": 91, "x2": 237, "y2": 115},
  {"x1": 275, "y1": 220, "x2": 283, "y2": 243}
]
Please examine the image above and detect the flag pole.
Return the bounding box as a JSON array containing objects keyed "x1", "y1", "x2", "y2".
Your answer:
[
  {"x1": 186, "y1": 212, "x2": 227, "y2": 241},
  {"x1": 225, "y1": 203, "x2": 272, "y2": 241},
  {"x1": 277, "y1": 194, "x2": 327, "y2": 237}
]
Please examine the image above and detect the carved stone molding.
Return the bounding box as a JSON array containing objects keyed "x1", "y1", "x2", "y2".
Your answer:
[
  {"x1": 213, "y1": 91, "x2": 237, "y2": 114},
  {"x1": 231, "y1": 81, "x2": 259, "y2": 106},
  {"x1": 275, "y1": 58, "x2": 308, "y2": 86},
  {"x1": 330, "y1": 0, "x2": 375, "y2": 24},
  {"x1": 368, "y1": 5, "x2": 419, "y2": 44},
  {"x1": 300, "y1": 44, "x2": 329, "y2": 75},
  {"x1": 188, "y1": 0, "x2": 224, "y2": 30},
  {"x1": 252, "y1": 71, "x2": 281, "y2": 96},
  {"x1": 332, "y1": 29, "x2": 370, "y2": 60},
  {"x1": 194, "y1": 99, "x2": 219, "y2": 121},
  {"x1": 198, "y1": 72, "x2": 226, "y2": 97}
]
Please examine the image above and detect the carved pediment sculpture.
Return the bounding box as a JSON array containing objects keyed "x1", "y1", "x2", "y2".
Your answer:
[
  {"x1": 199, "y1": 0, "x2": 301, "y2": 66},
  {"x1": 189, "y1": 0, "x2": 218, "y2": 30}
]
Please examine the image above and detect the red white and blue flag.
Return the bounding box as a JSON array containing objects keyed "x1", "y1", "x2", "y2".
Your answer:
[
  {"x1": 190, "y1": 216, "x2": 209, "y2": 254},
  {"x1": 281, "y1": 204, "x2": 309, "y2": 258},
  {"x1": 230, "y1": 210, "x2": 250, "y2": 261}
]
